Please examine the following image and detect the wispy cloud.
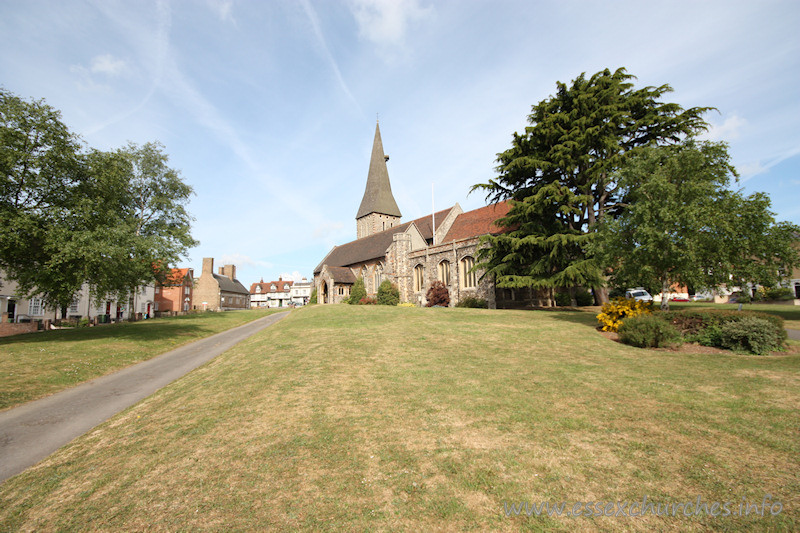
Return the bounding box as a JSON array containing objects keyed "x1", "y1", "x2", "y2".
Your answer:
[
  {"x1": 703, "y1": 113, "x2": 747, "y2": 141},
  {"x1": 219, "y1": 253, "x2": 272, "y2": 269},
  {"x1": 207, "y1": 0, "x2": 235, "y2": 23},
  {"x1": 739, "y1": 145, "x2": 800, "y2": 182},
  {"x1": 348, "y1": 0, "x2": 432, "y2": 48},
  {"x1": 298, "y1": 0, "x2": 362, "y2": 113}
]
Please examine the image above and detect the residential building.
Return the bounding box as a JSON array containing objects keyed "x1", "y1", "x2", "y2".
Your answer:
[
  {"x1": 290, "y1": 277, "x2": 313, "y2": 306},
  {"x1": 155, "y1": 268, "x2": 194, "y2": 313},
  {"x1": 250, "y1": 278, "x2": 293, "y2": 308},
  {"x1": 194, "y1": 258, "x2": 250, "y2": 311}
]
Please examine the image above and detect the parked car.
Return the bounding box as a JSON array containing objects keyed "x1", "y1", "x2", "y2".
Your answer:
[
  {"x1": 625, "y1": 288, "x2": 653, "y2": 302},
  {"x1": 690, "y1": 293, "x2": 713, "y2": 302}
]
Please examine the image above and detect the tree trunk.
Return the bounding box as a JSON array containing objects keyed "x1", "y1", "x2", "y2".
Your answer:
[
  {"x1": 594, "y1": 286, "x2": 609, "y2": 305},
  {"x1": 569, "y1": 286, "x2": 577, "y2": 307},
  {"x1": 60, "y1": 306, "x2": 67, "y2": 319},
  {"x1": 661, "y1": 277, "x2": 670, "y2": 311}
]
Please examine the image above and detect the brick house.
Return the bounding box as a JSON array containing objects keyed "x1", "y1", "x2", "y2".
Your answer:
[
  {"x1": 155, "y1": 268, "x2": 194, "y2": 313},
  {"x1": 194, "y1": 258, "x2": 250, "y2": 311},
  {"x1": 314, "y1": 122, "x2": 515, "y2": 307}
]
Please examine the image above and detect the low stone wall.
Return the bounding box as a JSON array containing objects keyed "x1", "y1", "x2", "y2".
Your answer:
[{"x1": 0, "y1": 321, "x2": 39, "y2": 338}]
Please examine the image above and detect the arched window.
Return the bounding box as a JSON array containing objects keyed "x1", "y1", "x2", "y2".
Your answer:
[
  {"x1": 414, "y1": 265, "x2": 424, "y2": 292},
  {"x1": 437, "y1": 260, "x2": 451, "y2": 286},
  {"x1": 460, "y1": 256, "x2": 477, "y2": 288},
  {"x1": 374, "y1": 264, "x2": 383, "y2": 290}
]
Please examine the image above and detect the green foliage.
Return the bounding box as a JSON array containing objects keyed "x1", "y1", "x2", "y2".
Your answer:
[
  {"x1": 0, "y1": 90, "x2": 197, "y2": 314},
  {"x1": 765, "y1": 287, "x2": 794, "y2": 301},
  {"x1": 661, "y1": 309, "x2": 787, "y2": 353},
  {"x1": 717, "y1": 316, "x2": 785, "y2": 355},
  {"x1": 309, "y1": 288, "x2": 317, "y2": 304},
  {"x1": 618, "y1": 315, "x2": 682, "y2": 348},
  {"x1": 376, "y1": 280, "x2": 399, "y2": 306},
  {"x1": 554, "y1": 291, "x2": 571, "y2": 307},
  {"x1": 347, "y1": 278, "x2": 367, "y2": 304},
  {"x1": 595, "y1": 141, "x2": 799, "y2": 312},
  {"x1": 426, "y1": 281, "x2": 450, "y2": 307},
  {"x1": 455, "y1": 296, "x2": 488, "y2": 308},
  {"x1": 575, "y1": 288, "x2": 594, "y2": 306},
  {"x1": 596, "y1": 297, "x2": 653, "y2": 332},
  {"x1": 473, "y1": 68, "x2": 711, "y2": 302},
  {"x1": 733, "y1": 291, "x2": 751, "y2": 304},
  {"x1": 359, "y1": 297, "x2": 377, "y2": 305}
]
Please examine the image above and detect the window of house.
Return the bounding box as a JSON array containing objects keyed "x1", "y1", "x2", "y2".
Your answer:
[
  {"x1": 29, "y1": 298, "x2": 44, "y2": 316},
  {"x1": 255, "y1": 286, "x2": 261, "y2": 293},
  {"x1": 69, "y1": 299, "x2": 79, "y2": 314},
  {"x1": 460, "y1": 256, "x2": 477, "y2": 288},
  {"x1": 414, "y1": 265, "x2": 424, "y2": 292},
  {"x1": 438, "y1": 260, "x2": 451, "y2": 286},
  {"x1": 154, "y1": 302, "x2": 159, "y2": 311},
  {"x1": 374, "y1": 265, "x2": 383, "y2": 289},
  {"x1": 155, "y1": 287, "x2": 160, "y2": 294}
]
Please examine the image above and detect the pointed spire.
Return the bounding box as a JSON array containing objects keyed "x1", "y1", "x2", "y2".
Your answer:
[{"x1": 356, "y1": 122, "x2": 402, "y2": 219}]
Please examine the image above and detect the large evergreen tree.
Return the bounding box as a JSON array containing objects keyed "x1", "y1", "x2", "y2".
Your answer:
[{"x1": 473, "y1": 68, "x2": 712, "y2": 304}]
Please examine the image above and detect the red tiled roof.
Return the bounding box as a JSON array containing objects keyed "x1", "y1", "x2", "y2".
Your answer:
[
  {"x1": 442, "y1": 201, "x2": 511, "y2": 243},
  {"x1": 250, "y1": 280, "x2": 294, "y2": 294},
  {"x1": 160, "y1": 267, "x2": 193, "y2": 286}
]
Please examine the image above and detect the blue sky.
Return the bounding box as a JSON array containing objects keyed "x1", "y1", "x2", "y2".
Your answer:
[{"x1": 2, "y1": 0, "x2": 799, "y2": 286}]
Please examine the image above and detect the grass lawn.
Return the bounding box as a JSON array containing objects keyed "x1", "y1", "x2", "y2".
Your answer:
[
  {"x1": 1, "y1": 305, "x2": 797, "y2": 531},
  {"x1": 667, "y1": 301, "x2": 800, "y2": 330},
  {"x1": 0, "y1": 309, "x2": 284, "y2": 411}
]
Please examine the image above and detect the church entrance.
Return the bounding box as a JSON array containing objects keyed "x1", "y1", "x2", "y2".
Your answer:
[{"x1": 320, "y1": 280, "x2": 328, "y2": 304}]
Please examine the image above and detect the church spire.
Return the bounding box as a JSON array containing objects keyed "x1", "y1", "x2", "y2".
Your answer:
[{"x1": 356, "y1": 121, "x2": 402, "y2": 220}]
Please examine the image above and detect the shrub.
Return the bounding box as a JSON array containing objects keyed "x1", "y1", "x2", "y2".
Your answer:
[
  {"x1": 765, "y1": 287, "x2": 794, "y2": 301},
  {"x1": 398, "y1": 302, "x2": 416, "y2": 308},
  {"x1": 661, "y1": 308, "x2": 787, "y2": 352},
  {"x1": 359, "y1": 297, "x2": 377, "y2": 305},
  {"x1": 596, "y1": 297, "x2": 653, "y2": 332},
  {"x1": 717, "y1": 316, "x2": 785, "y2": 355},
  {"x1": 554, "y1": 291, "x2": 571, "y2": 307},
  {"x1": 618, "y1": 315, "x2": 683, "y2": 348},
  {"x1": 426, "y1": 281, "x2": 450, "y2": 307},
  {"x1": 732, "y1": 291, "x2": 751, "y2": 304},
  {"x1": 347, "y1": 278, "x2": 367, "y2": 304},
  {"x1": 575, "y1": 288, "x2": 594, "y2": 306},
  {"x1": 456, "y1": 296, "x2": 488, "y2": 308},
  {"x1": 377, "y1": 280, "x2": 400, "y2": 306},
  {"x1": 78, "y1": 318, "x2": 90, "y2": 328}
]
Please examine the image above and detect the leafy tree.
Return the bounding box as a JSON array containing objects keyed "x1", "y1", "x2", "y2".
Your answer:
[
  {"x1": 347, "y1": 277, "x2": 366, "y2": 304},
  {"x1": 473, "y1": 68, "x2": 712, "y2": 304},
  {"x1": 309, "y1": 288, "x2": 317, "y2": 304},
  {"x1": 0, "y1": 90, "x2": 197, "y2": 316},
  {"x1": 376, "y1": 280, "x2": 399, "y2": 305},
  {"x1": 594, "y1": 141, "x2": 800, "y2": 311}
]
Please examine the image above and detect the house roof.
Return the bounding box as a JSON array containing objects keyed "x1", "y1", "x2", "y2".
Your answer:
[
  {"x1": 213, "y1": 273, "x2": 250, "y2": 294},
  {"x1": 442, "y1": 201, "x2": 510, "y2": 242},
  {"x1": 159, "y1": 267, "x2": 193, "y2": 287},
  {"x1": 356, "y1": 122, "x2": 402, "y2": 219},
  {"x1": 327, "y1": 266, "x2": 357, "y2": 284},
  {"x1": 314, "y1": 207, "x2": 454, "y2": 273},
  {"x1": 250, "y1": 280, "x2": 293, "y2": 294}
]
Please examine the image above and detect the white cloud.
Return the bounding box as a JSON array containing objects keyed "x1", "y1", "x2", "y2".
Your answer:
[
  {"x1": 279, "y1": 271, "x2": 308, "y2": 282},
  {"x1": 219, "y1": 253, "x2": 272, "y2": 269},
  {"x1": 207, "y1": 0, "x2": 235, "y2": 23},
  {"x1": 703, "y1": 113, "x2": 747, "y2": 141},
  {"x1": 738, "y1": 146, "x2": 800, "y2": 182},
  {"x1": 312, "y1": 221, "x2": 344, "y2": 240},
  {"x1": 90, "y1": 54, "x2": 128, "y2": 76},
  {"x1": 348, "y1": 0, "x2": 432, "y2": 47}
]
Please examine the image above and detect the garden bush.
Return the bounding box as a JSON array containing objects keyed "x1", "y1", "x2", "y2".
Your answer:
[
  {"x1": 426, "y1": 281, "x2": 450, "y2": 307},
  {"x1": 309, "y1": 288, "x2": 317, "y2": 304},
  {"x1": 575, "y1": 288, "x2": 594, "y2": 306},
  {"x1": 376, "y1": 280, "x2": 400, "y2": 306},
  {"x1": 618, "y1": 315, "x2": 682, "y2": 348},
  {"x1": 359, "y1": 297, "x2": 377, "y2": 305},
  {"x1": 347, "y1": 278, "x2": 367, "y2": 304},
  {"x1": 398, "y1": 302, "x2": 416, "y2": 308},
  {"x1": 660, "y1": 309, "x2": 786, "y2": 352},
  {"x1": 554, "y1": 291, "x2": 571, "y2": 307},
  {"x1": 596, "y1": 297, "x2": 653, "y2": 332},
  {"x1": 717, "y1": 316, "x2": 786, "y2": 355},
  {"x1": 456, "y1": 296, "x2": 488, "y2": 308},
  {"x1": 765, "y1": 287, "x2": 794, "y2": 301}
]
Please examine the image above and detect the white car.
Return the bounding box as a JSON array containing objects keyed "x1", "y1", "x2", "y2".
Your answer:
[{"x1": 625, "y1": 288, "x2": 653, "y2": 302}]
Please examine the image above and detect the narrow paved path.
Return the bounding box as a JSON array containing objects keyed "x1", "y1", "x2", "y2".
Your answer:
[
  {"x1": 788, "y1": 328, "x2": 800, "y2": 341},
  {"x1": 0, "y1": 311, "x2": 289, "y2": 484}
]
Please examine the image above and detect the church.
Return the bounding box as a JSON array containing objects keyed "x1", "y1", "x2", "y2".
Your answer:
[{"x1": 313, "y1": 123, "x2": 513, "y2": 308}]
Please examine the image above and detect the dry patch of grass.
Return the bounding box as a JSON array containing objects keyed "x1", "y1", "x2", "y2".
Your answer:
[
  {"x1": 0, "y1": 309, "x2": 283, "y2": 410},
  {"x1": 0, "y1": 305, "x2": 798, "y2": 531}
]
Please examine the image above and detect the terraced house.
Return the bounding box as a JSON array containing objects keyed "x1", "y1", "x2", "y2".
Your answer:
[{"x1": 314, "y1": 122, "x2": 512, "y2": 307}]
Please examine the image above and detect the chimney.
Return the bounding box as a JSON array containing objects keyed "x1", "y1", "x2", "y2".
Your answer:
[
  {"x1": 222, "y1": 264, "x2": 236, "y2": 280},
  {"x1": 218, "y1": 267, "x2": 224, "y2": 275},
  {"x1": 202, "y1": 258, "x2": 214, "y2": 275}
]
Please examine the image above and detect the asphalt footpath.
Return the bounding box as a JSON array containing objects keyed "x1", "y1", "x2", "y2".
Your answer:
[
  {"x1": 788, "y1": 328, "x2": 800, "y2": 341},
  {"x1": 0, "y1": 311, "x2": 289, "y2": 484}
]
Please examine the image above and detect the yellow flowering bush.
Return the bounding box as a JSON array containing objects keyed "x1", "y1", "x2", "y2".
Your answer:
[
  {"x1": 398, "y1": 302, "x2": 417, "y2": 308},
  {"x1": 596, "y1": 297, "x2": 653, "y2": 332}
]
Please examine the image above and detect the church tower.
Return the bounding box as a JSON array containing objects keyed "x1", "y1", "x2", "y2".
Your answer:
[{"x1": 356, "y1": 122, "x2": 402, "y2": 239}]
